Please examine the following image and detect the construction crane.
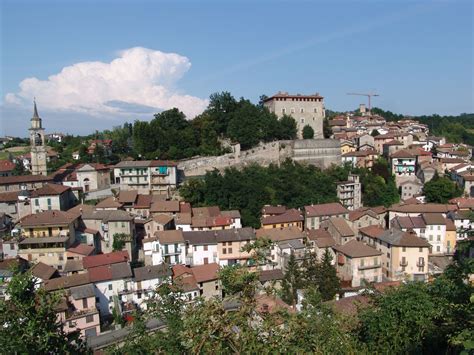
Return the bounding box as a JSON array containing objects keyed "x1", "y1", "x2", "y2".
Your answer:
[{"x1": 347, "y1": 92, "x2": 379, "y2": 115}]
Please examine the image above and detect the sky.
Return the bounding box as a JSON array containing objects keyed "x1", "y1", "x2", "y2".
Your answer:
[{"x1": 1, "y1": 0, "x2": 473, "y2": 137}]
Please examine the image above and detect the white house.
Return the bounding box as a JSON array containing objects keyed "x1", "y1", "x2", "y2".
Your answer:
[{"x1": 143, "y1": 230, "x2": 186, "y2": 266}]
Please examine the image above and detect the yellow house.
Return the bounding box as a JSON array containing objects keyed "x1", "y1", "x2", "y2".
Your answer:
[
  {"x1": 18, "y1": 210, "x2": 79, "y2": 271},
  {"x1": 340, "y1": 141, "x2": 356, "y2": 155},
  {"x1": 260, "y1": 209, "x2": 304, "y2": 231},
  {"x1": 445, "y1": 218, "x2": 457, "y2": 254}
]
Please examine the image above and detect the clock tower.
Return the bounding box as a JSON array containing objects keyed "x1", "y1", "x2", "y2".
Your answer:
[{"x1": 29, "y1": 100, "x2": 47, "y2": 176}]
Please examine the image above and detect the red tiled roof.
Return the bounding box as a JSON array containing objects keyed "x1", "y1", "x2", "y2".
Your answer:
[
  {"x1": 391, "y1": 149, "x2": 415, "y2": 159},
  {"x1": 20, "y1": 210, "x2": 78, "y2": 227},
  {"x1": 0, "y1": 174, "x2": 53, "y2": 185},
  {"x1": 0, "y1": 160, "x2": 15, "y2": 172},
  {"x1": 305, "y1": 202, "x2": 348, "y2": 217},
  {"x1": 0, "y1": 191, "x2": 20, "y2": 203},
  {"x1": 67, "y1": 243, "x2": 95, "y2": 256},
  {"x1": 359, "y1": 225, "x2": 386, "y2": 239},
  {"x1": 333, "y1": 240, "x2": 382, "y2": 258},
  {"x1": 191, "y1": 263, "x2": 219, "y2": 283},
  {"x1": 82, "y1": 251, "x2": 129, "y2": 269},
  {"x1": 261, "y1": 205, "x2": 287, "y2": 216},
  {"x1": 30, "y1": 183, "x2": 70, "y2": 197},
  {"x1": 261, "y1": 208, "x2": 303, "y2": 225}
]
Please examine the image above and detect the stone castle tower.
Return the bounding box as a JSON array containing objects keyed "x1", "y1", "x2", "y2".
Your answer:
[{"x1": 29, "y1": 100, "x2": 47, "y2": 176}]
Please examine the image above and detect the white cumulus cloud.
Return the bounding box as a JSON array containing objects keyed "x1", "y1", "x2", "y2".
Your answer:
[{"x1": 5, "y1": 47, "x2": 208, "y2": 118}]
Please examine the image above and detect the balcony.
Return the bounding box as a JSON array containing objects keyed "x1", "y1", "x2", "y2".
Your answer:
[
  {"x1": 417, "y1": 260, "x2": 425, "y2": 267},
  {"x1": 163, "y1": 248, "x2": 181, "y2": 256},
  {"x1": 400, "y1": 260, "x2": 408, "y2": 267},
  {"x1": 358, "y1": 263, "x2": 381, "y2": 270}
]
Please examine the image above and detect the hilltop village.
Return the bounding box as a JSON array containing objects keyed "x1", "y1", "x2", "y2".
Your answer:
[{"x1": 0, "y1": 93, "x2": 472, "y2": 350}]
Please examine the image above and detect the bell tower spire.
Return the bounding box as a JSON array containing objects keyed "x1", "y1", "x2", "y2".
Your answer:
[{"x1": 29, "y1": 100, "x2": 47, "y2": 176}]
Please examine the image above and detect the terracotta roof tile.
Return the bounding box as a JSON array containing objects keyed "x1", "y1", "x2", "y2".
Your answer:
[
  {"x1": 20, "y1": 210, "x2": 78, "y2": 227},
  {"x1": 82, "y1": 251, "x2": 129, "y2": 269},
  {"x1": 261, "y1": 209, "x2": 303, "y2": 225},
  {"x1": 333, "y1": 240, "x2": 382, "y2": 258},
  {"x1": 304, "y1": 202, "x2": 348, "y2": 217}
]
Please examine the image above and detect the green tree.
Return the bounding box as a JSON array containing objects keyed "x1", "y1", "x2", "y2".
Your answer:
[
  {"x1": 315, "y1": 249, "x2": 340, "y2": 301},
  {"x1": 370, "y1": 129, "x2": 380, "y2": 137},
  {"x1": 0, "y1": 271, "x2": 87, "y2": 353},
  {"x1": 277, "y1": 115, "x2": 298, "y2": 140},
  {"x1": 112, "y1": 233, "x2": 129, "y2": 251},
  {"x1": 302, "y1": 125, "x2": 315, "y2": 139},
  {"x1": 423, "y1": 174, "x2": 462, "y2": 203},
  {"x1": 323, "y1": 118, "x2": 332, "y2": 138},
  {"x1": 281, "y1": 252, "x2": 302, "y2": 308}
]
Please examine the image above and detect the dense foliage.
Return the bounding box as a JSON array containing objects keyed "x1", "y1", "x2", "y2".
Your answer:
[
  {"x1": 0, "y1": 270, "x2": 87, "y2": 354},
  {"x1": 372, "y1": 108, "x2": 474, "y2": 145},
  {"x1": 180, "y1": 159, "x2": 399, "y2": 227},
  {"x1": 180, "y1": 160, "x2": 340, "y2": 227},
  {"x1": 423, "y1": 172, "x2": 463, "y2": 203},
  {"x1": 302, "y1": 125, "x2": 314, "y2": 139}
]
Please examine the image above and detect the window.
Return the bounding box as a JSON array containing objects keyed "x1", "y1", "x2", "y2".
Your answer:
[
  {"x1": 300, "y1": 118, "x2": 305, "y2": 124},
  {"x1": 402, "y1": 247, "x2": 406, "y2": 252},
  {"x1": 419, "y1": 247, "x2": 423, "y2": 252},
  {"x1": 82, "y1": 299, "x2": 88, "y2": 309},
  {"x1": 313, "y1": 108, "x2": 318, "y2": 113},
  {"x1": 109, "y1": 296, "x2": 113, "y2": 302},
  {"x1": 121, "y1": 222, "x2": 125, "y2": 228},
  {"x1": 300, "y1": 108, "x2": 304, "y2": 113},
  {"x1": 291, "y1": 108, "x2": 295, "y2": 113},
  {"x1": 222, "y1": 248, "x2": 227, "y2": 255},
  {"x1": 35, "y1": 199, "x2": 39, "y2": 206},
  {"x1": 437, "y1": 226, "x2": 441, "y2": 230},
  {"x1": 228, "y1": 248, "x2": 233, "y2": 254},
  {"x1": 437, "y1": 235, "x2": 440, "y2": 241},
  {"x1": 47, "y1": 198, "x2": 51, "y2": 209},
  {"x1": 282, "y1": 108, "x2": 286, "y2": 114},
  {"x1": 436, "y1": 246, "x2": 440, "y2": 252},
  {"x1": 108, "y1": 284, "x2": 113, "y2": 291},
  {"x1": 137, "y1": 293, "x2": 142, "y2": 299},
  {"x1": 204, "y1": 257, "x2": 209, "y2": 264},
  {"x1": 86, "y1": 315, "x2": 94, "y2": 323},
  {"x1": 58, "y1": 254, "x2": 64, "y2": 261},
  {"x1": 360, "y1": 259, "x2": 365, "y2": 267},
  {"x1": 204, "y1": 245, "x2": 208, "y2": 251}
]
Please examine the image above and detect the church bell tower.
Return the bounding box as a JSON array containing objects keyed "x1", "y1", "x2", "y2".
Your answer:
[{"x1": 29, "y1": 100, "x2": 47, "y2": 176}]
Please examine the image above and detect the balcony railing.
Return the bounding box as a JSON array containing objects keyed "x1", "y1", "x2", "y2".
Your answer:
[
  {"x1": 358, "y1": 263, "x2": 381, "y2": 270},
  {"x1": 400, "y1": 260, "x2": 408, "y2": 267},
  {"x1": 163, "y1": 248, "x2": 181, "y2": 256},
  {"x1": 417, "y1": 260, "x2": 425, "y2": 267}
]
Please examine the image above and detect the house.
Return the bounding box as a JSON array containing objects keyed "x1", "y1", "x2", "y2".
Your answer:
[
  {"x1": 333, "y1": 240, "x2": 383, "y2": 287},
  {"x1": 189, "y1": 206, "x2": 241, "y2": 231},
  {"x1": 373, "y1": 229, "x2": 430, "y2": 282},
  {"x1": 306, "y1": 228, "x2": 336, "y2": 263},
  {"x1": 89, "y1": 262, "x2": 133, "y2": 317},
  {"x1": 143, "y1": 214, "x2": 175, "y2": 238},
  {"x1": 322, "y1": 217, "x2": 356, "y2": 245},
  {"x1": 348, "y1": 208, "x2": 383, "y2": 233},
  {"x1": 0, "y1": 160, "x2": 16, "y2": 177},
  {"x1": 216, "y1": 228, "x2": 256, "y2": 267},
  {"x1": 304, "y1": 202, "x2": 349, "y2": 230},
  {"x1": 256, "y1": 227, "x2": 305, "y2": 269},
  {"x1": 58, "y1": 284, "x2": 101, "y2": 338},
  {"x1": 0, "y1": 257, "x2": 29, "y2": 300},
  {"x1": 390, "y1": 215, "x2": 427, "y2": 239},
  {"x1": 171, "y1": 265, "x2": 200, "y2": 302},
  {"x1": 172, "y1": 263, "x2": 221, "y2": 301},
  {"x1": 0, "y1": 174, "x2": 53, "y2": 193},
  {"x1": 390, "y1": 150, "x2": 417, "y2": 179},
  {"x1": 260, "y1": 208, "x2": 303, "y2": 230},
  {"x1": 341, "y1": 150, "x2": 379, "y2": 169},
  {"x1": 78, "y1": 209, "x2": 136, "y2": 259},
  {"x1": 183, "y1": 230, "x2": 219, "y2": 266},
  {"x1": 143, "y1": 230, "x2": 186, "y2": 266},
  {"x1": 336, "y1": 174, "x2": 362, "y2": 211},
  {"x1": 258, "y1": 269, "x2": 284, "y2": 291},
  {"x1": 399, "y1": 179, "x2": 423, "y2": 200},
  {"x1": 261, "y1": 205, "x2": 287, "y2": 218},
  {"x1": 17, "y1": 210, "x2": 79, "y2": 271},
  {"x1": 120, "y1": 264, "x2": 172, "y2": 310},
  {"x1": 75, "y1": 163, "x2": 111, "y2": 193},
  {"x1": 30, "y1": 261, "x2": 60, "y2": 287},
  {"x1": 29, "y1": 184, "x2": 77, "y2": 214},
  {"x1": 447, "y1": 210, "x2": 472, "y2": 240},
  {"x1": 422, "y1": 213, "x2": 447, "y2": 254},
  {"x1": 0, "y1": 191, "x2": 20, "y2": 220},
  {"x1": 113, "y1": 160, "x2": 178, "y2": 195},
  {"x1": 458, "y1": 172, "x2": 474, "y2": 197}
]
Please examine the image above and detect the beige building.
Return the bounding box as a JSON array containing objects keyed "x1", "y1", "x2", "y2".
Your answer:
[
  {"x1": 360, "y1": 227, "x2": 430, "y2": 282},
  {"x1": 18, "y1": 210, "x2": 79, "y2": 271},
  {"x1": 322, "y1": 217, "x2": 356, "y2": 245},
  {"x1": 263, "y1": 92, "x2": 325, "y2": 139},
  {"x1": 304, "y1": 202, "x2": 349, "y2": 230},
  {"x1": 76, "y1": 163, "x2": 111, "y2": 193},
  {"x1": 29, "y1": 184, "x2": 77, "y2": 214},
  {"x1": 336, "y1": 174, "x2": 362, "y2": 211},
  {"x1": 333, "y1": 240, "x2": 383, "y2": 287}
]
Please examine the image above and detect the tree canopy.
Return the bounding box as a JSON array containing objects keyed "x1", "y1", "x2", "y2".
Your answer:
[{"x1": 423, "y1": 172, "x2": 463, "y2": 203}]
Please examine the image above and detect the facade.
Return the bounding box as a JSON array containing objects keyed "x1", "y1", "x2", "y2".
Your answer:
[
  {"x1": 422, "y1": 213, "x2": 447, "y2": 254},
  {"x1": 143, "y1": 230, "x2": 186, "y2": 266},
  {"x1": 260, "y1": 208, "x2": 303, "y2": 230},
  {"x1": 29, "y1": 101, "x2": 48, "y2": 176},
  {"x1": 322, "y1": 217, "x2": 356, "y2": 245},
  {"x1": 263, "y1": 92, "x2": 325, "y2": 139},
  {"x1": 333, "y1": 240, "x2": 383, "y2": 287},
  {"x1": 113, "y1": 160, "x2": 178, "y2": 194},
  {"x1": 30, "y1": 184, "x2": 77, "y2": 213},
  {"x1": 18, "y1": 210, "x2": 79, "y2": 271},
  {"x1": 399, "y1": 179, "x2": 423, "y2": 200},
  {"x1": 76, "y1": 164, "x2": 111, "y2": 193},
  {"x1": 336, "y1": 174, "x2": 362, "y2": 211},
  {"x1": 304, "y1": 202, "x2": 349, "y2": 230},
  {"x1": 391, "y1": 150, "x2": 416, "y2": 177}
]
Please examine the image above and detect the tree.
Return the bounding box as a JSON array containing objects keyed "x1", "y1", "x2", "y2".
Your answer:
[
  {"x1": 370, "y1": 129, "x2": 380, "y2": 137},
  {"x1": 423, "y1": 174, "x2": 462, "y2": 203},
  {"x1": 112, "y1": 233, "x2": 129, "y2": 251},
  {"x1": 315, "y1": 249, "x2": 340, "y2": 301},
  {"x1": 323, "y1": 118, "x2": 332, "y2": 138},
  {"x1": 302, "y1": 125, "x2": 315, "y2": 139},
  {"x1": 281, "y1": 252, "x2": 302, "y2": 308},
  {"x1": 277, "y1": 115, "x2": 298, "y2": 140},
  {"x1": 0, "y1": 271, "x2": 87, "y2": 353}
]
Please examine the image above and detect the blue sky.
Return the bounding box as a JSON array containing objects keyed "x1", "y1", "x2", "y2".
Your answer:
[{"x1": 1, "y1": 0, "x2": 472, "y2": 136}]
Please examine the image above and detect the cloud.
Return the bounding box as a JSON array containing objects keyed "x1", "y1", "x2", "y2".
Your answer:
[{"x1": 5, "y1": 47, "x2": 208, "y2": 119}]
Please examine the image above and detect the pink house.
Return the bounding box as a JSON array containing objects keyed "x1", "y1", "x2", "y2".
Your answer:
[{"x1": 56, "y1": 283, "x2": 101, "y2": 338}]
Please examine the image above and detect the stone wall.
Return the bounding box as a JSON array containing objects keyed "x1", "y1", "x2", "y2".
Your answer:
[{"x1": 178, "y1": 139, "x2": 341, "y2": 177}]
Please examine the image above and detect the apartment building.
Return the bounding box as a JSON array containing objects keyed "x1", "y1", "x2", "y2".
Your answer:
[
  {"x1": 113, "y1": 160, "x2": 178, "y2": 194},
  {"x1": 336, "y1": 174, "x2": 362, "y2": 211}
]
